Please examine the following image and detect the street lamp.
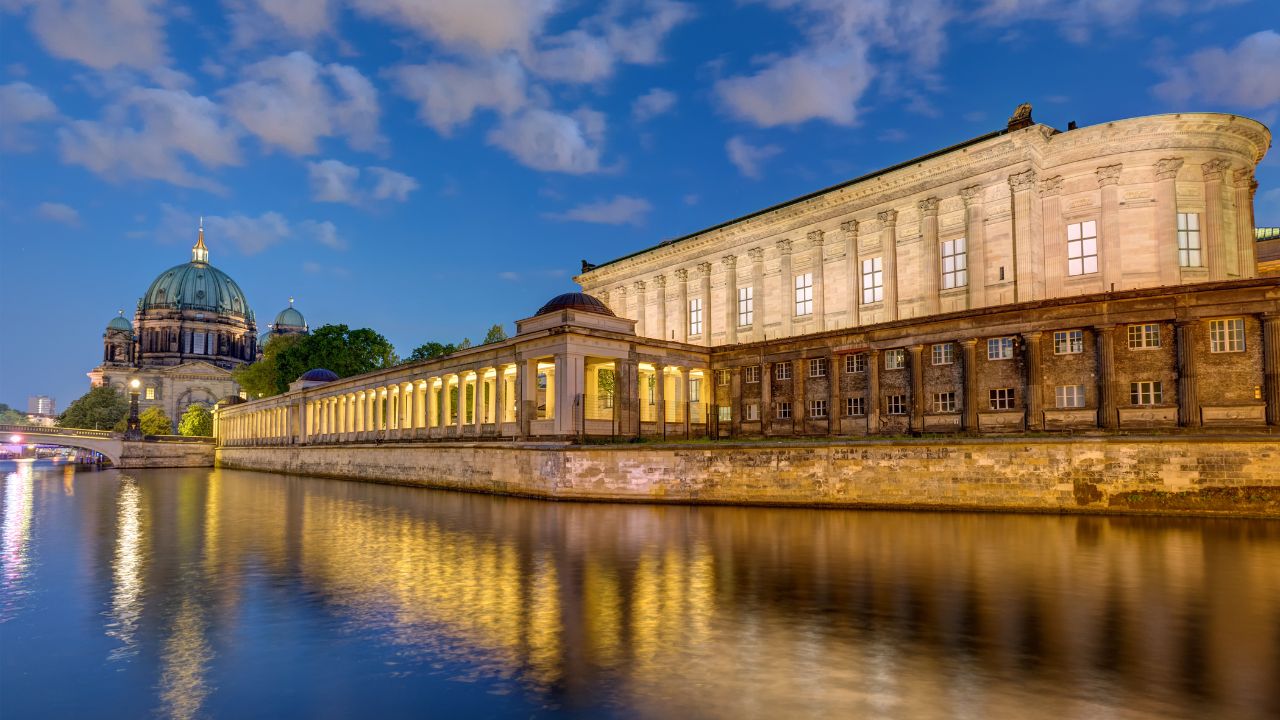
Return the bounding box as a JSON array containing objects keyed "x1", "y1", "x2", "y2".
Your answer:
[{"x1": 125, "y1": 378, "x2": 143, "y2": 440}]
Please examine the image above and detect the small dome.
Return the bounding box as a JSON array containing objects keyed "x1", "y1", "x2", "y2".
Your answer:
[
  {"x1": 107, "y1": 311, "x2": 133, "y2": 332},
  {"x1": 535, "y1": 292, "x2": 615, "y2": 317},
  {"x1": 274, "y1": 306, "x2": 306, "y2": 329},
  {"x1": 298, "y1": 368, "x2": 339, "y2": 383}
]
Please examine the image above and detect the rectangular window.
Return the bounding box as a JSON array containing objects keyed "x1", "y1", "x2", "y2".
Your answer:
[
  {"x1": 738, "y1": 286, "x2": 754, "y2": 326},
  {"x1": 989, "y1": 388, "x2": 1015, "y2": 410},
  {"x1": 1053, "y1": 330, "x2": 1084, "y2": 355},
  {"x1": 941, "y1": 238, "x2": 967, "y2": 289},
  {"x1": 1130, "y1": 381, "x2": 1163, "y2": 405},
  {"x1": 716, "y1": 370, "x2": 731, "y2": 386},
  {"x1": 887, "y1": 395, "x2": 907, "y2": 415},
  {"x1": 689, "y1": 379, "x2": 702, "y2": 403},
  {"x1": 1209, "y1": 318, "x2": 1245, "y2": 353},
  {"x1": 1055, "y1": 385, "x2": 1085, "y2": 408},
  {"x1": 1177, "y1": 213, "x2": 1201, "y2": 267},
  {"x1": 809, "y1": 358, "x2": 827, "y2": 377},
  {"x1": 933, "y1": 392, "x2": 957, "y2": 413},
  {"x1": 846, "y1": 353, "x2": 867, "y2": 374},
  {"x1": 846, "y1": 396, "x2": 866, "y2": 416},
  {"x1": 1127, "y1": 324, "x2": 1161, "y2": 349},
  {"x1": 794, "y1": 273, "x2": 813, "y2": 316},
  {"x1": 885, "y1": 349, "x2": 905, "y2": 370},
  {"x1": 987, "y1": 337, "x2": 1014, "y2": 360},
  {"x1": 861, "y1": 257, "x2": 884, "y2": 304},
  {"x1": 774, "y1": 362, "x2": 792, "y2": 381},
  {"x1": 1067, "y1": 220, "x2": 1098, "y2": 276},
  {"x1": 809, "y1": 400, "x2": 828, "y2": 419},
  {"x1": 688, "y1": 298, "x2": 702, "y2": 336},
  {"x1": 192, "y1": 331, "x2": 208, "y2": 355},
  {"x1": 718, "y1": 406, "x2": 732, "y2": 422},
  {"x1": 145, "y1": 387, "x2": 156, "y2": 400},
  {"x1": 744, "y1": 403, "x2": 759, "y2": 421},
  {"x1": 743, "y1": 366, "x2": 761, "y2": 384},
  {"x1": 932, "y1": 343, "x2": 954, "y2": 365},
  {"x1": 776, "y1": 402, "x2": 792, "y2": 419}
]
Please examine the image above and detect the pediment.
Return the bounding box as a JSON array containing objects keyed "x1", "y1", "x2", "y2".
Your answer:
[{"x1": 161, "y1": 360, "x2": 233, "y2": 377}]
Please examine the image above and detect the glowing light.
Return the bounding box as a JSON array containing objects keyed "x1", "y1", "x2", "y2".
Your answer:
[
  {"x1": 8, "y1": 435, "x2": 20, "y2": 444},
  {"x1": 130, "y1": 379, "x2": 141, "y2": 389}
]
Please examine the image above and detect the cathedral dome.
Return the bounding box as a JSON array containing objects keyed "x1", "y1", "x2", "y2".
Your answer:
[
  {"x1": 271, "y1": 297, "x2": 307, "y2": 332},
  {"x1": 535, "y1": 292, "x2": 614, "y2": 317},
  {"x1": 107, "y1": 310, "x2": 133, "y2": 333},
  {"x1": 138, "y1": 224, "x2": 251, "y2": 316}
]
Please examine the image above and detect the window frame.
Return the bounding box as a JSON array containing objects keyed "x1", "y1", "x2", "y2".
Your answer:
[
  {"x1": 1053, "y1": 329, "x2": 1084, "y2": 355},
  {"x1": 809, "y1": 358, "x2": 827, "y2": 378},
  {"x1": 846, "y1": 396, "x2": 867, "y2": 416},
  {"x1": 743, "y1": 366, "x2": 761, "y2": 384},
  {"x1": 1127, "y1": 324, "x2": 1161, "y2": 350},
  {"x1": 809, "y1": 399, "x2": 828, "y2": 419},
  {"x1": 774, "y1": 362, "x2": 792, "y2": 381},
  {"x1": 1055, "y1": 384, "x2": 1085, "y2": 408},
  {"x1": 1208, "y1": 318, "x2": 1245, "y2": 353},
  {"x1": 1177, "y1": 212, "x2": 1202, "y2": 268},
  {"x1": 846, "y1": 353, "x2": 867, "y2": 374},
  {"x1": 886, "y1": 395, "x2": 907, "y2": 415},
  {"x1": 932, "y1": 343, "x2": 954, "y2": 366},
  {"x1": 715, "y1": 370, "x2": 731, "y2": 386},
  {"x1": 987, "y1": 337, "x2": 1014, "y2": 360},
  {"x1": 1066, "y1": 220, "x2": 1099, "y2": 277},
  {"x1": 989, "y1": 387, "x2": 1015, "y2": 410},
  {"x1": 776, "y1": 401, "x2": 792, "y2": 419},
  {"x1": 794, "y1": 272, "x2": 813, "y2": 317},
  {"x1": 861, "y1": 257, "x2": 884, "y2": 304},
  {"x1": 688, "y1": 298, "x2": 703, "y2": 336},
  {"x1": 885, "y1": 349, "x2": 906, "y2": 370},
  {"x1": 941, "y1": 237, "x2": 967, "y2": 289},
  {"x1": 933, "y1": 392, "x2": 957, "y2": 413},
  {"x1": 1129, "y1": 380, "x2": 1163, "y2": 406},
  {"x1": 744, "y1": 403, "x2": 759, "y2": 421},
  {"x1": 737, "y1": 286, "x2": 754, "y2": 327}
]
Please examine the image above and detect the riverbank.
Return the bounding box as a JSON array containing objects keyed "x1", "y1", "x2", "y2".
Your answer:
[{"x1": 215, "y1": 435, "x2": 1280, "y2": 517}]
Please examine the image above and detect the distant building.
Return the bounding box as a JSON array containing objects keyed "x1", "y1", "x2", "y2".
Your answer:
[
  {"x1": 27, "y1": 395, "x2": 55, "y2": 416},
  {"x1": 257, "y1": 296, "x2": 310, "y2": 356}
]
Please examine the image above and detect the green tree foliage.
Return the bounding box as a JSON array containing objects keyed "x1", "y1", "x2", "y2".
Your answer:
[
  {"x1": 483, "y1": 324, "x2": 508, "y2": 344},
  {"x1": 0, "y1": 403, "x2": 26, "y2": 424},
  {"x1": 138, "y1": 406, "x2": 173, "y2": 436},
  {"x1": 232, "y1": 334, "x2": 303, "y2": 399},
  {"x1": 407, "y1": 341, "x2": 458, "y2": 362},
  {"x1": 274, "y1": 325, "x2": 399, "y2": 394},
  {"x1": 58, "y1": 386, "x2": 129, "y2": 430},
  {"x1": 178, "y1": 404, "x2": 214, "y2": 436}
]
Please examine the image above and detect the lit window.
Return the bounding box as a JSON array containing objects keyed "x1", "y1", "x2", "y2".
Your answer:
[
  {"x1": 794, "y1": 273, "x2": 813, "y2": 316},
  {"x1": 238, "y1": 391, "x2": 247, "y2": 399},
  {"x1": 846, "y1": 397, "x2": 866, "y2": 416},
  {"x1": 887, "y1": 395, "x2": 907, "y2": 415},
  {"x1": 1067, "y1": 220, "x2": 1098, "y2": 276},
  {"x1": 776, "y1": 402, "x2": 792, "y2": 419},
  {"x1": 145, "y1": 387, "x2": 156, "y2": 400},
  {"x1": 716, "y1": 370, "x2": 731, "y2": 386},
  {"x1": 1053, "y1": 330, "x2": 1083, "y2": 355},
  {"x1": 744, "y1": 403, "x2": 759, "y2": 421},
  {"x1": 933, "y1": 392, "x2": 957, "y2": 413},
  {"x1": 861, "y1": 258, "x2": 883, "y2": 304},
  {"x1": 718, "y1": 406, "x2": 732, "y2": 422},
  {"x1": 688, "y1": 298, "x2": 702, "y2": 336},
  {"x1": 689, "y1": 379, "x2": 702, "y2": 403},
  {"x1": 809, "y1": 400, "x2": 828, "y2": 418},
  {"x1": 989, "y1": 388, "x2": 1015, "y2": 410},
  {"x1": 809, "y1": 358, "x2": 827, "y2": 377},
  {"x1": 738, "y1": 287, "x2": 754, "y2": 327},
  {"x1": 1208, "y1": 318, "x2": 1245, "y2": 353},
  {"x1": 941, "y1": 238, "x2": 967, "y2": 289},
  {"x1": 1177, "y1": 213, "x2": 1201, "y2": 267},
  {"x1": 1055, "y1": 385, "x2": 1085, "y2": 408},
  {"x1": 988, "y1": 337, "x2": 1014, "y2": 360},
  {"x1": 846, "y1": 353, "x2": 868, "y2": 373},
  {"x1": 743, "y1": 366, "x2": 761, "y2": 384},
  {"x1": 1127, "y1": 324, "x2": 1161, "y2": 349},
  {"x1": 774, "y1": 363, "x2": 792, "y2": 381},
  {"x1": 932, "y1": 343, "x2": 954, "y2": 365},
  {"x1": 885, "y1": 349, "x2": 905, "y2": 370},
  {"x1": 1130, "y1": 381, "x2": 1163, "y2": 405}
]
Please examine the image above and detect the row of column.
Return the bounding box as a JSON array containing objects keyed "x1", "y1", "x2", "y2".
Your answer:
[{"x1": 221, "y1": 405, "x2": 291, "y2": 445}]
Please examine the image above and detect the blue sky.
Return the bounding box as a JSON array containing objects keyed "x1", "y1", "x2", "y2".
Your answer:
[{"x1": 1, "y1": 0, "x2": 1278, "y2": 411}]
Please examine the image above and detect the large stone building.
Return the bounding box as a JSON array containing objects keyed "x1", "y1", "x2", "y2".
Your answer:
[{"x1": 216, "y1": 107, "x2": 1280, "y2": 446}]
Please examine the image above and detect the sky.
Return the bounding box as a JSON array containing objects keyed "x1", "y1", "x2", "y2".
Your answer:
[{"x1": 1, "y1": 0, "x2": 1278, "y2": 412}]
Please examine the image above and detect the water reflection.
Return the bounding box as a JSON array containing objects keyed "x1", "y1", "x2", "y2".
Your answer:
[
  {"x1": 0, "y1": 462, "x2": 35, "y2": 622},
  {"x1": 2, "y1": 463, "x2": 1278, "y2": 719}
]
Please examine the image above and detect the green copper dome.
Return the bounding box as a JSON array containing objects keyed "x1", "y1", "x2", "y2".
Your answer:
[
  {"x1": 106, "y1": 311, "x2": 133, "y2": 333},
  {"x1": 273, "y1": 305, "x2": 306, "y2": 329},
  {"x1": 139, "y1": 260, "x2": 251, "y2": 314}
]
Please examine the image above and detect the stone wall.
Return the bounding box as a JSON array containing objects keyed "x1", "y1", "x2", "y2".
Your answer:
[
  {"x1": 217, "y1": 437, "x2": 1280, "y2": 517},
  {"x1": 119, "y1": 440, "x2": 215, "y2": 469}
]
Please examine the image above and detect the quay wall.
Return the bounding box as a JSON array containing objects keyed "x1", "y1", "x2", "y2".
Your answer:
[{"x1": 216, "y1": 437, "x2": 1280, "y2": 516}]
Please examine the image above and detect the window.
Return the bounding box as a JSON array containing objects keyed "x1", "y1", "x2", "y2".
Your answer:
[
  {"x1": 1067, "y1": 220, "x2": 1098, "y2": 276},
  {"x1": 794, "y1": 273, "x2": 813, "y2": 316},
  {"x1": 689, "y1": 379, "x2": 702, "y2": 403},
  {"x1": 932, "y1": 343, "x2": 954, "y2": 365},
  {"x1": 861, "y1": 257, "x2": 883, "y2": 304},
  {"x1": 743, "y1": 366, "x2": 761, "y2": 384},
  {"x1": 718, "y1": 406, "x2": 732, "y2": 422},
  {"x1": 744, "y1": 403, "x2": 759, "y2": 421},
  {"x1": 192, "y1": 331, "x2": 207, "y2": 355},
  {"x1": 941, "y1": 238, "x2": 967, "y2": 289},
  {"x1": 716, "y1": 370, "x2": 731, "y2": 386},
  {"x1": 1053, "y1": 330, "x2": 1083, "y2": 355},
  {"x1": 846, "y1": 353, "x2": 867, "y2": 374},
  {"x1": 145, "y1": 387, "x2": 156, "y2": 400},
  {"x1": 885, "y1": 349, "x2": 905, "y2": 370},
  {"x1": 809, "y1": 358, "x2": 827, "y2": 377},
  {"x1": 809, "y1": 400, "x2": 828, "y2": 418},
  {"x1": 989, "y1": 388, "x2": 1015, "y2": 410},
  {"x1": 933, "y1": 392, "x2": 957, "y2": 413},
  {"x1": 774, "y1": 362, "x2": 792, "y2": 381},
  {"x1": 1209, "y1": 318, "x2": 1245, "y2": 353},
  {"x1": 1177, "y1": 213, "x2": 1201, "y2": 267},
  {"x1": 688, "y1": 298, "x2": 703, "y2": 336},
  {"x1": 846, "y1": 397, "x2": 866, "y2": 416},
  {"x1": 238, "y1": 391, "x2": 247, "y2": 400},
  {"x1": 1130, "y1": 381, "x2": 1163, "y2": 405},
  {"x1": 1127, "y1": 324, "x2": 1161, "y2": 349},
  {"x1": 776, "y1": 402, "x2": 792, "y2": 419},
  {"x1": 1055, "y1": 385, "x2": 1085, "y2": 408},
  {"x1": 738, "y1": 286, "x2": 754, "y2": 326},
  {"x1": 988, "y1": 337, "x2": 1014, "y2": 360},
  {"x1": 887, "y1": 395, "x2": 907, "y2": 415}
]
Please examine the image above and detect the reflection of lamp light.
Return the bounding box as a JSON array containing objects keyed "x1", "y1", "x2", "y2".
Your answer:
[{"x1": 125, "y1": 378, "x2": 143, "y2": 440}]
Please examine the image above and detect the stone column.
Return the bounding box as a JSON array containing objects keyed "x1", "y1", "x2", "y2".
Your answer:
[
  {"x1": 633, "y1": 280, "x2": 647, "y2": 338},
  {"x1": 675, "y1": 269, "x2": 689, "y2": 343},
  {"x1": 723, "y1": 255, "x2": 738, "y2": 344},
  {"x1": 1264, "y1": 313, "x2": 1280, "y2": 427},
  {"x1": 1009, "y1": 169, "x2": 1040, "y2": 301},
  {"x1": 699, "y1": 262, "x2": 713, "y2": 347},
  {"x1": 494, "y1": 366, "x2": 506, "y2": 428},
  {"x1": 652, "y1": 275, "x2": 667, "y2": 341},
  {"x1": 614, "y1": 285, "x2": 628, "y2": 326},
  {"x1": 777, "y1": 239, "x2": 793, "y2": 336},
  {"x1": 473, "y1": 372, "x2": 484, "y2": 432},
  {"x1": 678, "y1": 367, "x2": 690, "y2": 437},
  {"x1": 337, "y1": 395, "x2": 346, "y2": 437},
  {"x1": 655, "y1": 363, "x2": 667, "y2": 438},
  {"x1": 455, "y1": 377, "x2": 465, "y2": 436},
  {"x1": 749, "y1": 247, "x2": 765, "y2": 341},
  {"x1": 828, "y1": 352, "x2": 840, "y2": 435},
  {"x1": 842, "y1": 221, "x2": 859, "y2": 327},
  {"x1": 919, "y1": 199, "x2": 940, "y2": 315},
  {"x1": 808, "y1": 230, "x2": 826, "y2": 328},
  {"x1": 1176, "y1": 321, "x2": 1201, "y2": 428},
  {"x1": 1022, "y1": 331, "x2": 1044, "y2": 431},
  {"x1": 1234, "y1": 168, "x2": 1257, "y2": 278},
  {"x1": 1155, "y1": 158, "x2": 1185, "y2": 284},
  {"x1": 730, "y1": 363, "x2": 743, "y2": 437},
  {"x1": 909, "y1": 344, "x2": 925, "y2": 432},
  {"x1": 1039, "y1": 176, "x2": 1065, "y2": 297},
  {"x1": 961, "y1": 339, "x2": 979, "y2": 432},
  {"x1": 793, "y1": 358, "x2": 806, "y2": 435},
  {"x1": 867, "y1": 349, "x2": 881, "y2": 434},
  {"x1": 877, "y1": 211, "x2": 898, "y2": 321},
  {"x1": 959, "y1": 186, "x2": 986, "y2": 310},
  {"x1": 1096, "y1": 164, "x2": 1123, "y2": 292},
  {"x1": 760, "y1": 361, "x2": 772, "y2": 436},
  {"x1": 519, "y1": 360, "x2": 535, "y2": 438},
  {"x1": 1202, "y1": 158, "x2": 1231, "y2": 281},
  {"x1": 1095, "y1": 325, "x2": 1118, "y2": 429}
]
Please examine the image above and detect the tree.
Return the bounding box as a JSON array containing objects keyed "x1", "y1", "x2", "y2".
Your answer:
[
  {"x1": 138, "y1": 406, "x2": 173, "y2": 435},
  {"x1": 232, "y1": 333, "x2": 303, "y2": 398},
  {"x1": 58, "y1": 386, "x2": 129, "y2": 430},
  {"x1": 483, "y1": 324, "x2": 508, "y2": 344},
  {"x1": 178, "y1": 404, "x2": 213, "y2": 436},
  {"x1": 0, "y1": 403, "x2": 26, "y2": 424},
  {"x1": 275, "y1": 324, "x2": 399, "y2": 393},
  {"x1": 407, "y1": 341, "x2": 458, "y2": 362}
]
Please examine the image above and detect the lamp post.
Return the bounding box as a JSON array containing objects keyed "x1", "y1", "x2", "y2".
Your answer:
[{"x1": 125, "y1": 378, "x2": 143, "y2": 440}]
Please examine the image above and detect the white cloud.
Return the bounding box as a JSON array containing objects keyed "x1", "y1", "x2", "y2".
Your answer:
[
  {"x1": 348, "y1": 0, "x2": 560, "y2": 53},
  {"x1": 307, "y1": 159, "x2": 361, "y2": 204},
  {"x1": 726, "y1": 136, "x2": 781, "y2": 179},
  {"x1": 632, "y1": 87, "x2": 676, "y2": 122},
  {"x1": 59, "y1": 88, "x2": 241, "y2": 191},
  {"x1": 225, "y1": 0, "x2": 335, "y2": 46},
  {"x1": 299, "y1": 219, "x2": 345, "y2": 250},
  {"x1": 156, "y1": 204, "x2": 343, "y2": 254},
  {"x1": 976, "y1": 0, "x2": 1245, "y2": 43},
  {"x1": 487, "y1": 107, "x2": 606, "y2": 174},
  {"x1": 368, "y1": 167, "x2": 419, "y2": 201},
  {"x1": 547, "y1": 195, "x2": 652, "y2": 225},
  {"x1": 0, "y1": 81, "x2": 58, "y2": 151},
  {"x1": 223, "y1": 51, "x2": 385, "y2": 155},
  {"x1": 35, "y1": 201, "x2": 80, "y2": 225},
  {"x1": 2, "y1": 0, "x2": 171, "y2": 76},
  {"x1": 524, "y1": 1, "x2": 693, "y2": 83},
  {"x1": 389, "y1": 56, "x2": 527, "y2": 135},
  {"x1": 1153, "y1": 30, "x2": 1280, "y2": 109}
]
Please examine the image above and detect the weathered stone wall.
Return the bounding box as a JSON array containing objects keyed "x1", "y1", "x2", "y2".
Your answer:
[
  {"x1": 217, "y1": 437, "x2": 1280, "y2": 516},
  {"x1": 119, "y1": 441, "x2": 215, "y2": 469}
]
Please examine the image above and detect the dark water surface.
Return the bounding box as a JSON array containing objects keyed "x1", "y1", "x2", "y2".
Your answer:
[{"x1": 2, "y1": 459, "x2": 1278, "y2": 719}]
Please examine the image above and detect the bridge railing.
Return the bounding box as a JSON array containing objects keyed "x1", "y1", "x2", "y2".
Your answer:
[{"x1": 0, "y1": 423, "x2": 116, "y2": 439}]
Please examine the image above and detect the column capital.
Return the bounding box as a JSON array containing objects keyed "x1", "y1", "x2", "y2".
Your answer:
[
  {"x1": 615, "y1": 284, "x2": 627, "y2": 298},
  {"x1": 1095, "y1": 164, "x2": 1122, "y2": 187},
  {"x1": 1039, "y1": 175, "x2": 1063, "y2": 196},
  {"x1": 1261, "y1": 310, "x2": 1280, "y2": 324},
  {"x1": 653, "y1": 273, "x2": 667, "y2": 288},
  {"x1": 917, "y1": 197, "x2": 940, "y2": 216},
  {"x1": 776, "y1": 238, "x2": 793, "y2": 254},
  {"x1": 697, "y1": 261, "x2": 713, "y2": 277},
  {"x1": 877, "y1": 209, "x2": 898, "y2": 226},
  {"x1": 1233, "y1": 167, "x2": 1255, "y2": 187},
  {"x1": 840, "y1": 219, "x2": 859, "y2": 235},
  {"x1": 675, "y1": 268, "x2": 689, "y2": 281},
  {"x1": 722, "y1": 254, "x2": 737, "y2": 269},
  {"x1": 960, "y1": 184, "x2": 983, "y2": 205},
  {"x1": 748, "y1": 246, "x2": 765, "y2": 262},
  {"x1": 1201, "y1": 158, "x2": 1230, "y2": 181},
  {"x1": 960, "y1": 338, "x2": 978, "y2": 347},
  {"x1": 1021, "y1": 330, "x2": 1044, "y2": 341},
  {"x1": 633, "y1": 279, "x2": 646, "y2": 291},
  {"x1": 908, "y1": 343, "x2": 924, "y2": 353},
  {"x1": 1154, "y1": 157, "x2": 1184, "y2": 181},
  {"x1": 1008, "y1": 169, "x2": 1037, "y2": 192},
  {"x1": 807, "y1": 229, "x2": 825, "y2": 245}
]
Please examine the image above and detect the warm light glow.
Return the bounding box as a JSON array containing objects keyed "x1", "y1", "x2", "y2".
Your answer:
[
  {"x1": 130, "y1": 379, "x2": 141, "y2": 389},
  {"x1": 7, "y1": 435, "x2": 20, "y2": 444}
]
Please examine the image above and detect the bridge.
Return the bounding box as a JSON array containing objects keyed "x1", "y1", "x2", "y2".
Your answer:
[{"x1": 0, "y1": 424, "x2": 215, "y2": 469}]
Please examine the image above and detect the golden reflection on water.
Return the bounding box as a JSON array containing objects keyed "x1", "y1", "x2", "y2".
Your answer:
[
  {"x1": 106, "y1": 477, "x2": 146, "y2": 660},
  {"x1": 1, "y1": 463, "x2": 35, "y2": 622}
]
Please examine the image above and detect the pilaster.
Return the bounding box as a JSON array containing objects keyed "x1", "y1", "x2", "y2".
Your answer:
[
  {"x1": 698, "y1": 262, "x2": 713, "y2": 347},
  {"x1": 1155, "y1": 157, "x2": 1184, "y2": 284},
  {"x1": 633, "y1": 280, "x2": 647, "y2": 338},
  {"x1": 808, "y1": 230, "x2": 826, "y2": 329},
  {"x1": 722, "y1": 255, "x2": 738, "y2": 344},
  {"x1": 1095, "y1": 325, "x2": 1117, "y2": 429},
  {"x1": 1234, "y1": 168, "x2": 1257, "y2": 278},
  {"x1": 1263, "y1": 313, "x2": 1280, "y2": 427},
  {"x1": 909, "y1": 344, "x2": 925, "y2": 432},
  {"x1": 877, "y1": 211, "x2": 898, "y2": 321},
  {"x1": 1176, "y1": 321, "x2": 1200, "y2": 428},
  {"x1": 1009, "y1": 169, "x2": 1040, "y2": 301},
  {"x1": 652, "y1": 274, "x2": 667, "y2": 341},
  {"x1": 1096, "y1": 164, "x2": 1123, "y2": 292},
  {"x1": 961, "y1": 339, "x2": 978, "y2": 431},
  {"x1": 918, "y1": 199, "x2": 940, "y2": 315},
  {"x1": 749, "y1": 247, "x2": 765, "y2": 341},
  {"x1": 960, "y1": 186, "x2": 984, "y2": 309},
  {"x1": 1202, "y1": 158, "x2": 1231, "y2": 281},
  {"x1": 1022, "y1": 331, "x2": 1044, "y2": 431},
  {"x1": 867, "y1": 349, "x2": 881, "y2": 434},
  {"x1": 841, "y1": 220, "x2": 859, "y2": 327},
  {"x1": 777, "y1": 239, "x2": 793, "y2": 336},
  {"x1": 675, "y1": 269, "x2": 689, "y2": 343}
]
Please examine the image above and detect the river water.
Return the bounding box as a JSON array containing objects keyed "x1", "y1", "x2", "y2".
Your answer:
[{"x1": 1, "y1": 460, "x2": 1277, "y2": 719}]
